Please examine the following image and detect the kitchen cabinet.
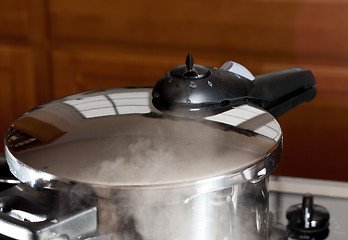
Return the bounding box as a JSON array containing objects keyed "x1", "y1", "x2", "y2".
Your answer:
[
  {"x1": 0, "y1": 46, "x2": 37, "y2": 148},
  {"x1": 0, "y1": 0, "x2": 348, "y2": 181}
]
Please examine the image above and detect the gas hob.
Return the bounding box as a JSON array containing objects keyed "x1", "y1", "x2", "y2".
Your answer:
[{"x1": 269, "y1": 176, "x2": 348, "y2": 239}]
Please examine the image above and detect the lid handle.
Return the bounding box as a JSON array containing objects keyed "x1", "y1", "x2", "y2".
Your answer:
[{"x1": 248, "y1": 67, "x2": 316, "y2": 117}]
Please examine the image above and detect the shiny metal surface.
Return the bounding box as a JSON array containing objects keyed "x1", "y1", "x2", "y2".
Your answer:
[
  {"x1": 0, "y1": 153, "x2": 20, "y2": 187},
  {"x1": 5, "y1": 88, "x2": 282, "y2": 196},
  {"x1": 1, "y1": 176, "x2": 347, "y2": 240},
  {"x1": 95, "y1": 179, "x2": 270, "y2": 240},
  {"x1": 0, "y1": 184, "x2": 97, "y2": 240},
  {"x1": 3, "y1": 87, "x2": 282, "y2": 239}
]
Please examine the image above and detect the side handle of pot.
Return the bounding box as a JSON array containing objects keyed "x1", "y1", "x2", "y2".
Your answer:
[{"x1": 248, "y1": 67, "x2": 316, "y2": 117}]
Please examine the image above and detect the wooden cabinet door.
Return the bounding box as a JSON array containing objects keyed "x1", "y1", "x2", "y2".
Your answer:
[
  {"x1": 51, "y1": 50, "x2": 186, "y2": 98},
  {"x1": 0, "y1": 46, "x2": 37, "y2": 152}
]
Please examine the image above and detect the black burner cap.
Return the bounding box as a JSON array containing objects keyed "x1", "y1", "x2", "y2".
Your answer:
[{"x1": 286, "y1": 193, "x2": 330, "y2": 239}]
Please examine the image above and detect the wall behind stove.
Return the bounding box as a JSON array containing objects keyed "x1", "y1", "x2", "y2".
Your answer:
[{"x1": 0, "y1": 0, "x2": 347, "y2": 181}]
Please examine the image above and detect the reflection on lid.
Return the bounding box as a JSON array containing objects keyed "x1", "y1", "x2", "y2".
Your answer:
[
  {"x1": 205, "y1": 104, "x2": 281, "y2": 141},
  {"x1": 64, "y1": 91, "x2": 151, "y2": 118},
  {"x1": 7, "y1": 116, "x2": 66, "y2": 151}
]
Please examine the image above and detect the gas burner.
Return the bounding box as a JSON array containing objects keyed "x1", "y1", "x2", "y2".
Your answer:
[
  {"x1": 286, "y1": 194, "x2": 330, "y2": 239},
  {"x1": 269, "y1": 176, "x2": 348, "y2": 240}
]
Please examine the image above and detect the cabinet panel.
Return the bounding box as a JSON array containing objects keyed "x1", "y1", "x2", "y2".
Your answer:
[
  {"x1": 0, "y1": 0, "x2": 30, "y2": 39},
  {"x1": 0, "y1": 46, "x2": 37, "y2": 151},
  {"x1": 0, "y1": 0, "x2": 347, "y2": 181},
  {"x1": 51, "y1": 50, "x2": 211, "y2": 98},
  {"x1": 274, "y1": 93, "x2": 348, "y2": 181},
  {"x1": 248, "y1": 62, "x2": 348, "y2": 181},
  {"x1": 48, "y1": 0, "x2": 348, "y2": 64},
  {"x1": 0, "y1": 71, "x2": 16, "y2": 125}
]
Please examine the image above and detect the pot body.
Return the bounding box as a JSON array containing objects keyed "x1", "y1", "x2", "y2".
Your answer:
[
  {"x1": 4, "y1": 88, "x2": 283, "y2": 240},
  {"x1": 0, "y1": 178, "x2": 273, "y2": 240},
  {"x1": 97, "y1": 178, "x2": 271, "y2": 240}
]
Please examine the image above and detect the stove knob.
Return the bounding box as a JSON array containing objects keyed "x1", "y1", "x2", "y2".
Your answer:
[{"x1": 286, "y1": 193, "x2": 330, "y2": 239}]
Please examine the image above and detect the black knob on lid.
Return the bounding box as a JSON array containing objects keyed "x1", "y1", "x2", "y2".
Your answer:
[
  {"x1": 152, "y1": 53, "x2": 316, "y2": 118},
  {"x1": 286, "y1": 193, "x2": 330, "y2": 239},
  {"x1": 170, "y1": 53, "x2": 210, "y2": 79},
  {"x1": 185, "y1": 52, "x2": 194, "y2": 71},
  {"x1": 152, "y1": 53, "x2": 254, "y2": 117}
]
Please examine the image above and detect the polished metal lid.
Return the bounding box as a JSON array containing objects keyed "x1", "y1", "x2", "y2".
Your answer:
[{"x1": 5, "y1": 88, "x2": 282, "y2": 199}]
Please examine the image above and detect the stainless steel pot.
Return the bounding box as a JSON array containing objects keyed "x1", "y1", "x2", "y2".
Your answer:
[{"x1": 3, "y1": 55, "x2": 315, "y2": 240}]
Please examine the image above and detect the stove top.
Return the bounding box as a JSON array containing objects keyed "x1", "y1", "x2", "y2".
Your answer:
[
  {"x1": 269, "y1": 176, "x2": 348, "y2": 240},
  {"x1": 0, "y1": 153, "x2": 347, "y2": 240}
]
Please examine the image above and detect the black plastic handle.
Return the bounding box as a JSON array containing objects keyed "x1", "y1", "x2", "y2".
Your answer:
[
  {"x1": 248, "y1": 67, "x2": 316, "y2": 117},
  {"x1": 152, "y1": 53, "x2": 316, "y2": 118}
]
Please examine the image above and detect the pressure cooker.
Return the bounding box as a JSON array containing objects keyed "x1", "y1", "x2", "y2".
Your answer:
[{"x1": 2, "y1": 54, "x2": 316, "y2": 240}]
